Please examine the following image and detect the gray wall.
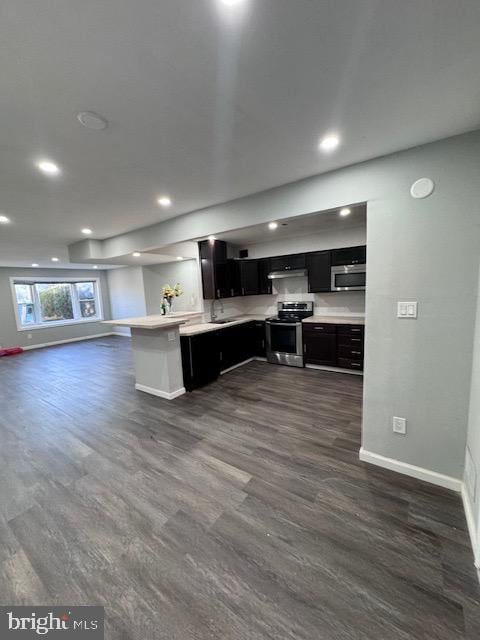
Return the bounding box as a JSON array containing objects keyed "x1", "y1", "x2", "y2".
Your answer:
[
  {"x1": 466, "y1": 262, "x2": 480, "y2": 555},
  {"x1": 0, "y1": 267, "x2": 111, "y2": 348},
  {"x1": 94, "y1": 131, "x2": 480, "y2": 480},
  {"x1": 142, "y1": 260, "x2": 202, "y2": 315},
  {"x1": 107, "y1": 266, "x2": 147, "y2": 336}
]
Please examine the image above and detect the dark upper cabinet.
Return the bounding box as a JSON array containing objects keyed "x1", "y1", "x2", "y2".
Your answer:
[
  {"x1": 239, "y1": 260, "x2": 260, "y2": 296},
  {"x1": 306, "y1": 251, "x2": 331, "y2": 293},
  {"x1": 227, "y1": 259, "x2": 242, "y2": 298},
  {"x1": 180, "y1": 331, "x2": 221, "y2": 391},
  {"x1": 258, "y1": 258, "x2": 272, "y2": 295},
  {"x1": 269, "y1": 253, "x2": 306, "y2": 272},
  {"x1": 199, "y1": 239, "x2": 229, "y2": 299},
  {"x1": 331, "y1": 245, "x2": 366, "y2": 266}
]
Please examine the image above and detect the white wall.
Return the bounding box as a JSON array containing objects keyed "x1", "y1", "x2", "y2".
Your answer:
[
  {"x1": 107, "y1": 266, "x2": 146, "y2": 336},
  {"x1": 0, "y1": 267, "x2": 111, "y2": 349},
  {"x1": 465, "y1": 262, "x2": 480, "y2": 567},
  {"x1": 142, "y1": 259, "x2": 202, "y2": 315}
]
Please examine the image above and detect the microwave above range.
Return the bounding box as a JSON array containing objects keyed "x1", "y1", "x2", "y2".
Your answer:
[{"x1": 331, "y1": 263, "x2": 366, "y2": 291}]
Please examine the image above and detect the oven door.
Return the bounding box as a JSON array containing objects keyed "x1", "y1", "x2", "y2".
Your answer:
[
  {"x1": 331, "y1": 264, "x2": 366, "y2": 291},
  {"x1": 266, "y1": 322, "x2": 304, "y2": 367}
]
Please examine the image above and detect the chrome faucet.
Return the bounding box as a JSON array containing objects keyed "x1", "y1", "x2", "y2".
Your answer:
[{"x1": 210, "y1": 299, "x2": 224, "y2": 322}]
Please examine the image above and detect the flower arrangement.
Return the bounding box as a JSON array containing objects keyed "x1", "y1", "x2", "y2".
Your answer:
[{"x1": 161, "y1": 283, "x2": 183, "y2": 314}]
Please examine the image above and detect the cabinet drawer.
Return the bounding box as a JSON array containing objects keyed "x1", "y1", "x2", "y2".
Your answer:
[
  {"x1": 337, "y1": 357, "x2": 364, "y2": 371},
  {"x1": 338, "y1": 344, "x2": 364, "y2": 359},
  {"x1": 337, "y1": 324, "x2": 364, "y2": 336},
  {"x1": 303, "y1": 323, "x2": 336, "y2": 334},
  {"x1": 337, "y1": 335, "x2": 363, "y2": 348}
]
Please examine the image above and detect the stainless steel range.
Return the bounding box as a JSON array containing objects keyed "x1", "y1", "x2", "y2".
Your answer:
[{"x1": 266, "y1": 301, "x2": 314, "y2": 367}]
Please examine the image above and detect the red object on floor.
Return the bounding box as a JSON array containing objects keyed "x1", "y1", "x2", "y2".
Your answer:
[{"x1": 0, "y1": 347, "x2": 24, "y2": 357}]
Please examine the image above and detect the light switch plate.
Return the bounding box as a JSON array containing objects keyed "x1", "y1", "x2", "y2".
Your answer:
[
  {"x1": 393, "y1": 416, "x2": 407, "y2": 435},
  {"x1": 397, "y1": 301, "x2": 418, "y2": 319}
]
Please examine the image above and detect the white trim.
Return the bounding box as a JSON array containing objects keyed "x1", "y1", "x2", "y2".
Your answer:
[
  {"x1": 220, "y1": 358, "x2": 254, "y2": 375},
  {"x1": 21, "y1": 332, "x2": 115, "y2": 351},
  {"x1": 462, "y1": 484, "x2": 480, "y2": 571},
  {"x1": 135, "y1": 383, "x2": 186, "y2": 400},
  {"x1": 359, "y1": 447, "x2": 462, "y2": 492},
  {"x1": 111, "y1": 331, "x2": 130, "y2": 337},
  {"x1": 306, "y1": 363, "x2": 363, "y2": 376},
  {"x1": 10, "y1": 276, "x2": 104, "y2": 331}
]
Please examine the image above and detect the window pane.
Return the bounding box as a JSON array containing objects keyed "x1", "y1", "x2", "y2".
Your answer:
[
  {"x1": 36, "y1": 283, "x2": 74, "y2": 322},
  {"x1": 79, "y1": 299, "x2": 97, "y2": 318},
  {"x1": 76, "y1": 281, "x2": 95, "y2": 300},
  {"x1": 18, "y1": 303, "x2": 36, "y2": 325},
  {"x1": 15, "y1": 284, "x2": 33, "y2": 304},
  {"x1": 76, "y1": 282, "x2": 97, "y2": 318}
]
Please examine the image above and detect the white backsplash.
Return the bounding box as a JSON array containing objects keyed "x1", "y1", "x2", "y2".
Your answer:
[{"x1": 204, "y1": 276, "x2": 365, "y2": 320}]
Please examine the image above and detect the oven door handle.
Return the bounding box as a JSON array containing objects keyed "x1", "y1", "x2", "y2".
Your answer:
[{"x1": 266, "y1": 321, "x2": 301, "y2": 327}]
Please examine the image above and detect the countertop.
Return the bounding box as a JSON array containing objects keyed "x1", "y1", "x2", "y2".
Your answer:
[
  {"x1": 179, "y1": 315, "x2": 267, "y2": 337},
  {"x1": 105, "y1": 311, "x2": 203, "y2": 330},
  {"x1": 303, "y1": 315, "x2": 365, "y2": 325}
]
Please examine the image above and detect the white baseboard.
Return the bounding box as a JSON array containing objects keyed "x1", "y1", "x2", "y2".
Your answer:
[
  {"x1": 111, "y1": 331, "x2": 130, "y2": 337},
  {"x1": 22, "y1": 332, "x2": 115, "y2": 351},
  {"x1": 306, "y1": 363, "x2": 363, "y2": 376},
  {"x1": 461, "y1": 484, "x2": 480, "y2": 571},
  {"x1": 359, "y1": 447, "x2": 462, "y2": 492},
  {"x1": 135, "y1": 383, "x2": 186, "y2": 400}
]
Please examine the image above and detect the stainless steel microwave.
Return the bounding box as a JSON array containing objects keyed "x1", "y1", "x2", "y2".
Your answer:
[{"x1": 331, "y1": 264, "x2": 366, "y2": 291}]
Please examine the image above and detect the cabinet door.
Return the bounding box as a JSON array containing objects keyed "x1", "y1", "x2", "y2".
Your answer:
[
  {"x1": 181, "y1": 332, "x2": 220, "y2": 391},
  {"x1": 253, "y1": 321, "x2": 266, "y2": 357},
  {"x1": 219, "y1": 324, "x2": 253, "y2": 370},
  {"x1": 199, "y1": 239, "x2": 229, "y2": 299},
  {"x1": 306, "y1": 251, "x2": 331, "y2": 292},
  {"x1": 270, "y1": 253, "x2": 306, "y2": 271},
  {"x1": 303, "y1": 328, "x2": 337, "y2": 366},
  {"x1": 258, "y1": 259, "x2": 272, "y2": 295},
  {"x1": 227, "y1": 259, "x2": 241, "y2": 298},
  {"x1": 240, "y1": 260, "x2": 260, "y2": 296},
  {"x1": 331, "y1": 245, "x2": 366, "y2": 266}
]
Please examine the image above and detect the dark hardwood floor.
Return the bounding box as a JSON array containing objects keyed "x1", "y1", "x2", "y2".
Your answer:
[{"x1": 0, "y1": 335, "x2": 479, "y2": 639}]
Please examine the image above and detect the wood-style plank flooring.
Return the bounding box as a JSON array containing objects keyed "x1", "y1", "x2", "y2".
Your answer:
[{"x1": 0, "y1": 335, "x2": 479, "y2": 639}]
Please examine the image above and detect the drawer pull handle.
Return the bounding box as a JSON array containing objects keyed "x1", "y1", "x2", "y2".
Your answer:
[
  {"x1": 351, "y1": 338, "x2": 361, "y2": 342},
  {"x1": 351, "y1": 328, "x2": 361, "y2": 332},
  {"x1": 314, "y1": 327, "x2": 325, "y2": 330},
  {"x1": 351, "y1": 362, "x2": 361, "y2": 368},
  {"x1": 351, "y1": 350, "x2": 361, "y2": 355}
]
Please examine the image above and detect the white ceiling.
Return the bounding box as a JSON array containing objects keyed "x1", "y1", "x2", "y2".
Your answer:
[{"x1": 1, "y1": 0, "x2": 480, "y2": 268}]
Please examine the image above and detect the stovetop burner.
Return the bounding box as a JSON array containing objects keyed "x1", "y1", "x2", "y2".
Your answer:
[{"x1": 267, "y1": 301, "x2": 314, "y2": 324}]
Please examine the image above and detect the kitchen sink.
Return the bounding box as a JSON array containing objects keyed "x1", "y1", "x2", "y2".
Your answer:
[{"x1": 209, "y1": 319, "x2": 236, "y2": 324}]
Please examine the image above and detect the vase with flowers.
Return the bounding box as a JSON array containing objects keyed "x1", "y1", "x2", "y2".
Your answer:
[{"x1": 161, "y1": 283, "x2": 183, "y2": 314}]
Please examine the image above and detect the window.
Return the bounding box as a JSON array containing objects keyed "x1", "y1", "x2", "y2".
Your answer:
[{"x1": 11, "y1": 278, "x2": 103, "y2": 330}]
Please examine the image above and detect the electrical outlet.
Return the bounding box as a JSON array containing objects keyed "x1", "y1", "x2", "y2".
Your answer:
[
  {"x1": 27, "y1": 334, "x2": 32, "y2": 340},
  {"x1": 167, "y1": 331, "x2": 176, "y2": 342},
  {"x1": 393, "y1": 416, "x2": 407, "y2": 435}
]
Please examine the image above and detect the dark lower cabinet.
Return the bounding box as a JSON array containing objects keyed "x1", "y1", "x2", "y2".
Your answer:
[
  {"x1": 303, "y1": 325, "x2": 337, "y2": 366},
  {"x1": 303, "y1": 323, "x2": 364, "y2": 370},
  {"x1": 219, "y1": 323, "x2": 255, "y2": 370},
  {"x1": 181, "y1": 331, "x2": 221, "y2": 391},
  {"x1": 252, "y1": 321, "x2": 266, "y2": 357}
]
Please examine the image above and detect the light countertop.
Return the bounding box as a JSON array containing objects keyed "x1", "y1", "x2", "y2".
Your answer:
[
  {"x1": 303, "y1": 315, "x2": 365, "y2": 325},
  {"x1": 179, "y1": 315, "x2": 267, "y2": 337},
  {"x1": 105, "y1": 311, "x2": 203, "y2": 330}
]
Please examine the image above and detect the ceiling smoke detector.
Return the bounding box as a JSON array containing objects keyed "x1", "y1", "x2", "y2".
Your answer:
[{"x1": 77, "y1": 111, "x2": 108, "y2": 131}]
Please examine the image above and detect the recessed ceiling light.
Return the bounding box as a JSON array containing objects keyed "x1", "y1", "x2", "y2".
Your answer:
[
  {"x1": 82, "y1": 228, "x2": 93, "y2": 235},
  {"x1": 93, "y1": 265, "x2": 98, "y2": 269},
  {"x1": 157, "y1": 196, "x2": 172, "y2": 208},
  {"x1": 37, "y1": 160, "x2": 61, "y2": 176},
  {"x1": 0, "y1": 215, "x2": 10, "y2": 224},
  {"x1": 77, "y1": 111, "x2": 108, "y2": 131},
  {"x1": 208, "y1": 235, "x2": 216, "y2": 241},
  {"x1": 221, "y1": 0, "x2": 243, "y2": 5},
  {"x1": 51, "y1": 257, "x2": 59, "y2": 262},
  {"x1": 319, "y1": 134, "x2": 340, "y2": 152},
  {"x1": 176, "y1": 256, "x2": 183, "y2": 261},
  {"x1": 32, "y1": 263, "x2": 39, "y2": 267},
  {"x1": 268, "y1": 222, "x2": 278, "y2": 230},
  {"x1": 132, "y1": 252, "x2": 141, "y2": 257},
  {"x1": 339, "y1": 208, "x2": 351, "y2": 217}
]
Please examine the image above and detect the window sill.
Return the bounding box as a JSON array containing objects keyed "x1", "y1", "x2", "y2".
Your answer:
[{"x1": 16, "y1": 317, "x2": 104, "y2": 332}]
